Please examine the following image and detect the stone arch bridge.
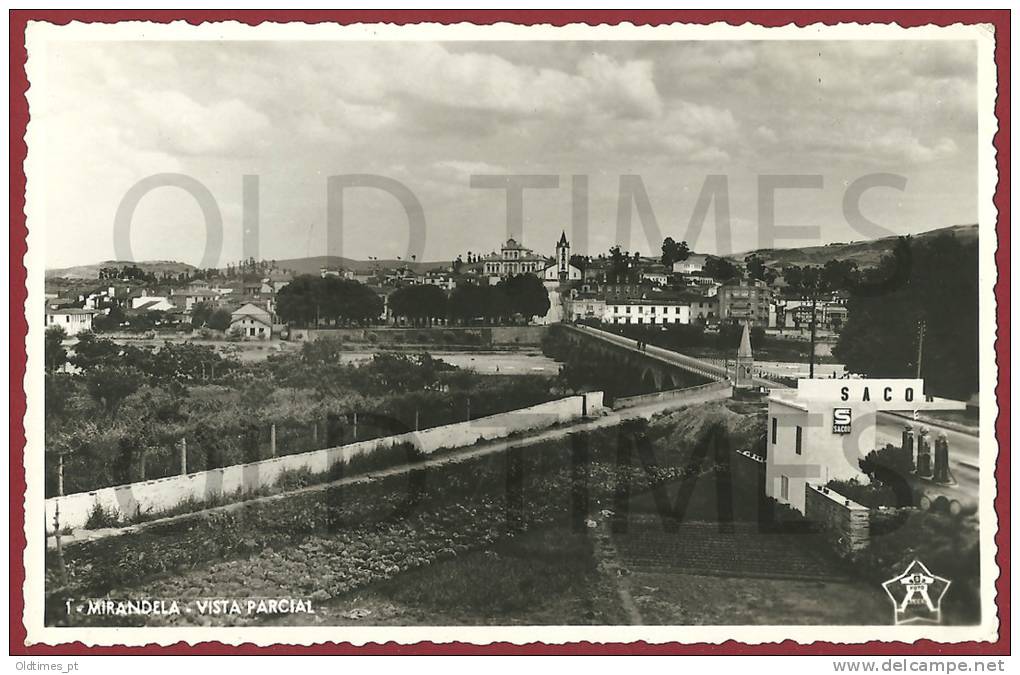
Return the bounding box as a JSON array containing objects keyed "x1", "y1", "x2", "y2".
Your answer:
[{"x1": 555, "y1": 323, "x2": 731, "y2": 391}]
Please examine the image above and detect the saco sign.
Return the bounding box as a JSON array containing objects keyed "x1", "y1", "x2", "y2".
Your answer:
[
  {"x1": 832, "y1": 407, "x2": 852, "y2": 434},
  {"x1": 798, "y1": 379, "x2": 930, "y2": 410}
]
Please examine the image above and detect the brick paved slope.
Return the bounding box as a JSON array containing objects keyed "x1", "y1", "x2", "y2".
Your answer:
[{"x1": 612, "y1": 515, "x2": 850, "y2": 582}]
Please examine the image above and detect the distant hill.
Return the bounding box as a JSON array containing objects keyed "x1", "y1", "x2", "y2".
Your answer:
[
  {"x1": 46, "y1": 224, "x2": 976, "y2": 280},
  {"x1": 45, "y1": 260, "x2": 197, "y2": 280},
  {"x1": 271, "y1": 256, "x2": 453, "y2": 276},
  {"x1": 727, "y1": 224, "x2": 977, "y2": 268}
]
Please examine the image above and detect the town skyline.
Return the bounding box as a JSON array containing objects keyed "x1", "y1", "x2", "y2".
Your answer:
[
  {"x1": 39, "y1": 39, "x2": 978, "y2": 269},
  {"x1": 45, "y1": 220, "x2": 977, "y2": 274}
]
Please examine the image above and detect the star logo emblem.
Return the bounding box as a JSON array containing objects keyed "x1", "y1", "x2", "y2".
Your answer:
[{"x1": 882, "y1": 560, "x2": 951, "y2": 625}]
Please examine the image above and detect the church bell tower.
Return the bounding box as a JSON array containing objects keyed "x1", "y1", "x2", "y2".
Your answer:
[{"x1": 556, "y1": 230, "x2": 570, "y2": 281}]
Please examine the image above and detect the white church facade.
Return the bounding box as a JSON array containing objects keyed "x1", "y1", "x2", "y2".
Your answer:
[{"x1": 482, "y1": 231, "x2": 581, "y2": 282}]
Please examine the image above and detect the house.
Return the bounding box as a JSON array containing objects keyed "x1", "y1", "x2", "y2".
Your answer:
[
  {"x1": 673, "y1": 254, "x2": 708, "y2": 275},
  {"x1": 229, "y1": 303, "x2": 274, "y2": 339},
  {"x1": 45, "y1": 307, "x2": 97, "y2": 336},
  {"x1": 640, "y1": 264, "x2": 670, "y2": 286},
  {"x1": 171, "y1": 288, "x2": 222, "y2": 312},
  {"x1": 566, "y1": 293, "x2": 607, "y2": 323}
]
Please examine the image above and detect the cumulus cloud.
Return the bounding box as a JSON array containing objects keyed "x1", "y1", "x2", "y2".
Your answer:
[
  {"x1": 36, "y1": 38, "x2": 980, "y2": 267},
  {"x1": 131, "y1": 91, "x2": 271, "y2": 156}
]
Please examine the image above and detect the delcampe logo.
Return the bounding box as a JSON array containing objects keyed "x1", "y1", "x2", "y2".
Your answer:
[{"x1": 882, "y1": 560, "x2": 952, "y2": 625}]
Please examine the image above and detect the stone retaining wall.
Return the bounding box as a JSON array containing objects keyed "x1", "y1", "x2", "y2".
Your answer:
[
  {"x1": 804, "y1": 483, "x2": 870, "y2": 556},
  {"x1": 44, "y1": 392, "x2": 604, "y2": 533}
]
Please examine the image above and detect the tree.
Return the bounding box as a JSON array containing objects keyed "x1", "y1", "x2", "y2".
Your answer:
[
  {"x1": 389, "y1": 285, "x2": 447, "y2": 326},
  {"x1": 93, "y1": 305, "x2": 126, "y2": 332},
  {"x1": 820, "y1": 258, "x2": 861, "y2": 291},
  {"x1": 448, "y1": 283, "x2": 486, "y2": 324},
  {"x1": 498, "y1": 274, "x2": 551, "y2": 322},
  {"x1": 608, "y1": 245, "x2": 630, "y2": 283},
  {"x1": 85, "y1": 365, "x2": 144, "y2": 414},
  {"x1": 207, "y1": 308, "x2": 232, "y2": 331},
  {"x1": 300, "y1": 336, "x2": 345, "y2": 364},
  {"x1": 45, "y1": 325, "x2": 68, "y2": 372},
  {"x1": 276, "y1": 275, "x2": 320, "y2": 326},
  {"x1": 191, "y1": 302, "x2": 214, "y2": 328},
  {"x1": 704, "y1": 256, "x2": 739, "y2": 281},
  {"x1": 70, "y1": 331, "x2": 122, "y2": 372},
  {"x1": 745, "y1": 254, "x2": 768, "y2": 282},
  {"x1": 276, "y1": 275, "x2": 382, "y2": 327},
  {"x1": 835, "y1": 235, "x2": 977, "y2": 399},
  {"x1": 661, "y1": 237, "x2": 691, "y2": 268}
]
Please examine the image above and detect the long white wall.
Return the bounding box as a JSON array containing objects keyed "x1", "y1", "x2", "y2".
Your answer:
[{"x1": 44, "y1": 392, "x2": 605, "y2": 533}]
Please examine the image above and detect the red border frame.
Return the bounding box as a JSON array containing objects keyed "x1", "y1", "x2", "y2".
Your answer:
[{"x1": 8, "y1": 9, "x2": 1010, "y2": 656}]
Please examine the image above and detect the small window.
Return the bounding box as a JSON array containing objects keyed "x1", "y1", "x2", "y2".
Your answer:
[
  {"x1": 780, "y1": 475, "x2": 790, "y2": 500},
  {"x1": 795, "y1": 426, "x2": 803, "y2": 455},
  {"x1": 771, "y1": 417, "x2": 777, "y2": 444}
]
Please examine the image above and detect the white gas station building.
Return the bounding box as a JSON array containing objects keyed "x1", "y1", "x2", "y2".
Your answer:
[{"x1": 765, "y1": 378, "x2": 967, "y2": 513}]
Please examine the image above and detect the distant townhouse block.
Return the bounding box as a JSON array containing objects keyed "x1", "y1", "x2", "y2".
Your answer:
[
  {"x1": 640, "y1": 264, "x2": 670, "y2": 286},
  {"x1": 171, "y1": 288, "x2": 221, "y2": 312},
  {"x1": 566, "y1": 293, "x2": 606, "y2": 322},
  {"x1": 689, "y1": 294, "x2": 718, "y2": 324},
  {"x1": 604, "y1": 298, "x2": 692, "y2": 325},
  {"x1": 45, "y1": 307, "x2": 96, "y2": 336},
  {"x1": 717, "y1": 280, "x2": 771, "y2": 327},
  {"x1": 229, "y1": 302, "x2": 274, "y2": 339},
  {"x1": 770, "y1": 295, "x2": 849, "y2": 332}
]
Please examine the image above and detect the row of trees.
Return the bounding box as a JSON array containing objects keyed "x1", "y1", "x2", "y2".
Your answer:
[
  {"x1": 388, "y1": 275, "x2": 551, "y2": 326},
  {"x1": 276, "y1": 275, "x2": 383, "y2": 327},
  {"x1": 277, "y1": 273, "x2": 551, "y2": 328}
]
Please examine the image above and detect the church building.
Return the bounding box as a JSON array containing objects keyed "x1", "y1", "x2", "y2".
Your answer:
[{"x1": 541, "y1": 231, "x2": 582, "y2": 282}]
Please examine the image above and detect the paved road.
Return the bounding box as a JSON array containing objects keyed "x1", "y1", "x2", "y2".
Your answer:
[
  {"x1": 875, "y1": 412, "x2": 980, "y2": 506},
  {"x1": 569, "y1": 323, "x2": 981, "y2": 507}
]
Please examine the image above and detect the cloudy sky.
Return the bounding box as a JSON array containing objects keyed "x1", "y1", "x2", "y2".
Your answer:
[{"x1": 38, "y1": 39, "x2": 978, "y2": 268}]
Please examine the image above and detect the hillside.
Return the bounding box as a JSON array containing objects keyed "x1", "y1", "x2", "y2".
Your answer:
[
  {"x1": 271, "y1": 256, "x2": 452, "y2": 276},
  {"x1": 727, "y1": 224, "x2": 977, "y2": 268},
  {"x1": 45, "y1": 260, "x2": 197, "y2": 280}
]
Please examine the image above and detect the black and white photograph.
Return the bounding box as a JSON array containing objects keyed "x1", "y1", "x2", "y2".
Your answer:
[{"x1": 17, "y1": 18, "x2": 1002, "y2": 649}]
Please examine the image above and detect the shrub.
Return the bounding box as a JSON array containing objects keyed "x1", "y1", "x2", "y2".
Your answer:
[
  {"x1": 826, "y1": 478, "x2": 903, "y2": 509},
  {"x1": 84, "y1": 501, "x2": 123, "y2": 530}
]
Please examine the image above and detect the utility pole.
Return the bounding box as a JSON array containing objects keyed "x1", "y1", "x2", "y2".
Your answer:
[
  {"x1": 808, "y1": 294, "x2": 817, "y2": 379},
  {"x1": 916, "y1": 320, "x2": 926, "y2": 378},
  {"x1": 54, "y1": 452, "x2": 66, "y2": 583}
]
